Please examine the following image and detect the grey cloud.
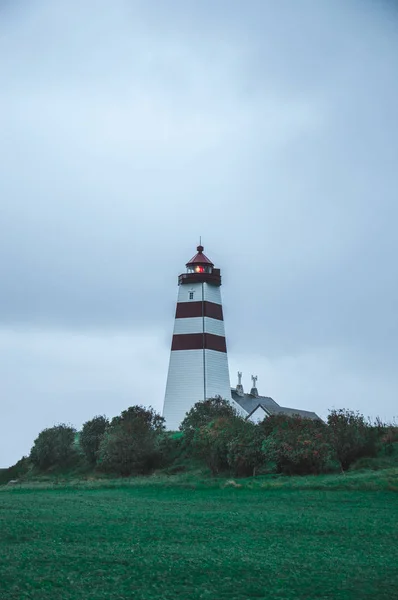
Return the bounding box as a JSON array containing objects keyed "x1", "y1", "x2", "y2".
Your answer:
[{"x1": 1, "y1": 0, "x2": 398, "y2": 465}]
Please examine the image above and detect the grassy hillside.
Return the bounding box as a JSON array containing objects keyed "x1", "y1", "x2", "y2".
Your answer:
[
  {"x1": 1, "y1": 483, "x2": 397, "y2": 600},
  {"x1": 1, "y1": 446, "x2": 398, "y2": 492},
  {"x1": 1, "y1": 465, "x2": 398, "y2": 492}
]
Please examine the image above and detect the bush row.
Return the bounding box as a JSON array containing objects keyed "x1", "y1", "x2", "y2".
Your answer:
[{"x1": 19, "y1": 398, "x2": 398, "y2": 479}]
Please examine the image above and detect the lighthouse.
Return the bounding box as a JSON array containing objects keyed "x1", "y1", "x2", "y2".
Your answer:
[{"x1": 163, "y1": 245, "x2": 233, "y2": 430}]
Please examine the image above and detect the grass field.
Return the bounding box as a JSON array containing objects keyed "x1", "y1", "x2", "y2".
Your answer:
[
  {"x1": 0, "y1": 483, "x2": 398, "y2": 600},
  {"x1": 1, "y1": 479, "x2": 398, "y2": 600}
]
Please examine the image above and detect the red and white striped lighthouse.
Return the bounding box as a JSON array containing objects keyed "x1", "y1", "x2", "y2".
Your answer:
[{"x1": 163, "y1": 245, "x2": 233, "y2": 430}]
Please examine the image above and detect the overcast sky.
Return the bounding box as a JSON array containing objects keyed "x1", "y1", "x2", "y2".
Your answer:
[{"x1": 1, "y1": 0, "x2": 397, "y2": 467}]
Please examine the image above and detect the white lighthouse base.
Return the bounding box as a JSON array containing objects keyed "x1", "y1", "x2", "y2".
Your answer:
[{"x1": 163, "y1": 349, "x2": 234, "y2": 431}]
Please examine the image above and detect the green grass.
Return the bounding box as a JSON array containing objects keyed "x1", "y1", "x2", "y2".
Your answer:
[
  {"x1": 3, "y1": 464, "x2": 398, "y2": 492},
  {"x1": 1, "y1": 482, "x2": 397, "y2": 599}
]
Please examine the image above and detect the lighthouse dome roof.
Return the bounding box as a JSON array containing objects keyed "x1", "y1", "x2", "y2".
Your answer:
[{"x1": 186, "y1": 245, "x2": 214, "y2": 267}]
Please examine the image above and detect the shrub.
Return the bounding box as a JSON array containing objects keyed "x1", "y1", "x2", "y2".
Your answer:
[
  {"x1": 80, "y1": 415, "x2": 109, "y2": 464},
  {"x1": 258, "y1": 413, "x2": 293, "y2": 437},
  {"x1": 192, "y1": 417, "x2": 232, "y2": 475},
  {"x1": 155, "y1": 432, "x2": 186, "y2": 470},
  {"x1": 227, "y1": 421, "x2": 264, "y2": 477},
  {"x1": 97, "y1": 405, "x2": 164, "y2": 476},
  {"x1": 327, "y1": 409, "x2": 377, "y2": 471},
  {"x1": 379, "y1": 427, "x2": 398, "y2": 456},
  {"x1": 30, "y1": 424, "x2": 77, "y2": 470},
  {"x1": 180, "y1": 397, "x2": 238, "y2": 446},
  {"x1": 97, "y1": 425, "x2": 159, "y2": 475},
  {"x1": 192, "y1": 415, "x2": 258, "y2": 476},
  {"x1": 350, "y1": 455, "x2": 398, "y2": 471},
  {"x1": 261, "y1": 415, "x2": 332, "y2": 475},
  {"x1": 110, "y1": 405, "x2": 165, "y2": 432},
  {"x1": 0, "y1": 456, "x2": 31, "y2": 484}
]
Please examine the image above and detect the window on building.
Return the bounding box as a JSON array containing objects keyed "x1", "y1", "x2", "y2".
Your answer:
[{"x1": 189, "y1": 292, "x2": 194, "y2": 300}]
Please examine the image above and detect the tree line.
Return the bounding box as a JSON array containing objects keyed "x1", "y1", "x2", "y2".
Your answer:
[{"x1": 6, "y1": 398, "x2": 398, "y2": 481}]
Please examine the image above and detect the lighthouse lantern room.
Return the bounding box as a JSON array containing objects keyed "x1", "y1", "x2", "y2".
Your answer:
[{"x1": 163, "y1": 245, "x2": 233, "y2": 430}]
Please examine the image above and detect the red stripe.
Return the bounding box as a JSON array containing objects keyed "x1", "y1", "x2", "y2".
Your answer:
[
  {"x1": 171, "y1": 333, "x2": 227, "y2": 353},
  {"x1": 175, "y1": 301, "x2": 223, "y2": 321}
]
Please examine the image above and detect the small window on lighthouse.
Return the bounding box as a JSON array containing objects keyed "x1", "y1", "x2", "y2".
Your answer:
[{"x1": 189, "y1": 292, "x2": 194, "y2": 300}]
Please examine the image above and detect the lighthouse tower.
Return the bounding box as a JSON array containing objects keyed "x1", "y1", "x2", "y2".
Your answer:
[{"x1": 163, "y1": 245, "x2": 233, "y2": 430}]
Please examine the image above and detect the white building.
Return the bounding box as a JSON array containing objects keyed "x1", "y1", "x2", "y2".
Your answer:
[{"x1": 231, "y1": 373, "x2": 320, "y2": 423}]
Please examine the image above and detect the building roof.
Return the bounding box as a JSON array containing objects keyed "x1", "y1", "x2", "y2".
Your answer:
[
  {"x1": 186, "y1": 245, "x2": 214, "y2": 267},
  {"x1": 231, "y1": 389, "x2": 321, "y2": 421},
  {"x1": 274, "y1": 406, "x2": 321, "y2": 420},
  {"x1": 231, "y1": 389, "x2": 279, "y2": 415}
]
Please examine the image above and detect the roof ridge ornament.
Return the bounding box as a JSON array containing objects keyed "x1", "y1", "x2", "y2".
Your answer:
[
  {"x1": 250, "y1": 374, "x2": 259, "y2": 398},
  {"x1": 236, "y1": 371, "x2": 244, "y2": 396}
]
